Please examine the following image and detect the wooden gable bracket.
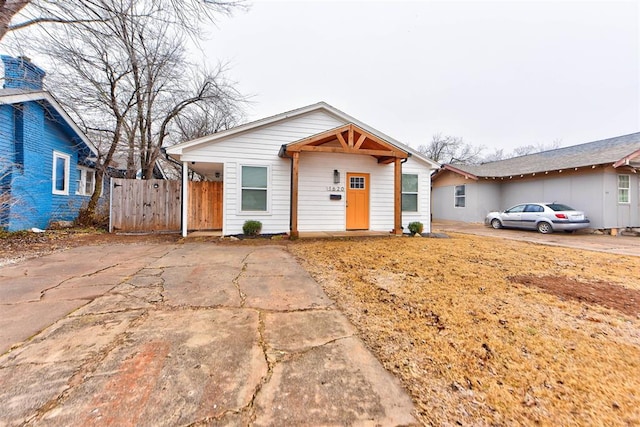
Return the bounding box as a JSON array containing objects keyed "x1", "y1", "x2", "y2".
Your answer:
[
  {"x1": 613, "y1": 147, "x2": 640, "y2": 168},
  {"x1": 282, "y1": 123, "x2": 408, "y2": 237},
  {"x1": 284, "y1": 123, "x2": 409, "y2": 160}
]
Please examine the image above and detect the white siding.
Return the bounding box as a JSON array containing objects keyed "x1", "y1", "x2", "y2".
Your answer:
[
  {"x1": 401, "y1": 157, "x2": 433, "y2": 233},
  {"x1": 298, "y1": 154, "x2": 433, "y2": 233},
  {"x1": 177, "y1": 109, "x2": 437, "y2": 234},
  {"x1": 298, "y1": 152, "x2": 393, "y2": 232},
  {"x1": 181, "y1": 110, "x2": 346, "y2": 234}
]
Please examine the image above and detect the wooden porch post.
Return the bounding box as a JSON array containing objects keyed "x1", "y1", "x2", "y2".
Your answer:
[
  {"x1": 291, "y1": 152, "x2": 300, "y2": 238},
  {"x1": 181, "y1": 161, "x2": 189, "y2": 237},
  {"x1": 393, "y1": 158, "x2": 403, "y2": 235}
]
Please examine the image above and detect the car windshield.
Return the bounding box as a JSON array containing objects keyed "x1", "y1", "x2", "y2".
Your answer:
[{"x1": 546, "y1": 203, "x2": 574, "y2": 211}]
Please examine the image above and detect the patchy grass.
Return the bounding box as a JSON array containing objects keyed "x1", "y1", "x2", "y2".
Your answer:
[{"x1": 290, "y1": 234, "x2": 640, "y2": 426}]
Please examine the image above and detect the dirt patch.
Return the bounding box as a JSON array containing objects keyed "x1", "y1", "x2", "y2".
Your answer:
[
  {"x1": 2, "y1": 230, "x2": 640, "y2": 425},
  {"x1": 290, "y1": 234, "x2": 640, "y2": 426},
  {"x1": 0, "y1": 230, "x2": 181, "y2": 266},
  {"x1": 510, "y1": 275, "x2": 640, "y2": 317}
]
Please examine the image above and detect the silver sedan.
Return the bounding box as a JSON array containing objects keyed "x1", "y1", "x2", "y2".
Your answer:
[{"x1": 485, "y1": 203, "x2": 590, "y2": 234}]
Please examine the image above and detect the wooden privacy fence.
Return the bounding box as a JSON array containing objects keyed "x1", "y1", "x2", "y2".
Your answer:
[
  {"x1": 187, "y1": 181, "x2": 223, "y2": 230},
  {"x1": 110, "y1": 178, "x2": 181, "y2": 232},
  {"x1": 109, "y1": 179, "x2": 222, "y2": 233}
]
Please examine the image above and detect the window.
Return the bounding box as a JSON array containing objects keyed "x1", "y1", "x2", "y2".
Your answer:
[
  {"x1": 76, "y1": 167, "x2": 96, "y2": 196},
  {"x1": 402, "y1": 174, "x2": 418, "y2": 212},
  {"x1": 13, "y1": 104, "x2": 24, "y2": 169},
  {"x1": 618, "y1": 175, "x2": 630, "y2": 203},
  {"x1": 454, "y1": 184, "x2": 465, "y2": 207},
  {"x1": 241, "y1": 165, "x2": 268, "y2": 211},
  {"x1": 350, "y1": 176, "x2": 365, "y2": 189},
  {"x1": 524, "y1": 204, "x2": 544, "y2": 213},
  {"x1": 52, "y1": 151, "x2": 70, "y2": 195}
]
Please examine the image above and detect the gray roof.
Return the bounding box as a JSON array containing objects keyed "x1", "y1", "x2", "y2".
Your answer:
[{"x1": 450, "y1": 132, "x2": 640, "y2": 177}]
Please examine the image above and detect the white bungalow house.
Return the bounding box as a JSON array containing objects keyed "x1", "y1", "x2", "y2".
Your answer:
[{"x1": 166, "y1": 102, "x2": 439, "y2": 237}]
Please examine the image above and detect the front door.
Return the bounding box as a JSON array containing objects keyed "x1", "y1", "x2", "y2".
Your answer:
[{"x1": 346, "y1": 172, "x2": 370, "y2": 230}]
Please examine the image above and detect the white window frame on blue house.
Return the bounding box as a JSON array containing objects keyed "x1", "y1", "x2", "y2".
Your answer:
[
  {"x1": 76, "y1": 166, "x2": 96, "y2": 196},
  {"x1": 52, "y1": 151, "x2": 70, "y2": 195}
]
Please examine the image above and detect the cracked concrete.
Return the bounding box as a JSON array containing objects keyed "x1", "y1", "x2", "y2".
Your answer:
[{"x1": 0, "y1": 242, "x2": 417, "y2": 426}]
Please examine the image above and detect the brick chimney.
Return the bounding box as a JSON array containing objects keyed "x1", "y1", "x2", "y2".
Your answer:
[{"x1": 0, "y1": 55, "x2": 46, "y2": 90}]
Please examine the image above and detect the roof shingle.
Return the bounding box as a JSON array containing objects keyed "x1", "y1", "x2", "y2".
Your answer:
[{"x1": 450, "y1": 132, "x2": 640, "y2": 177}]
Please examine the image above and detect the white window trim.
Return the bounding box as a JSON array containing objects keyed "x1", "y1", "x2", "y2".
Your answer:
[
  {"x1": 76, "y1": 166, "x2": 96, "y2": 196},
  {"x1": 454, "y1": 184, "x2": 466, "y2": 208},
  {"x1": 52, "y1": 151, "x2": 70, "y2": 195},
  {"x1": 618, "y1": 174, "x2": 630, "y2": 204},
  {"x1": 237, "y1": 163, "x2": 271, "y2": 214},
  {"x1": 401, "y1": 173, "x2": 419, "y2": 213}
]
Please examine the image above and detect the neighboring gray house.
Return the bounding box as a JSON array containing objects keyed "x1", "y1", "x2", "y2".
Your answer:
[{"x1": 431, "y1": 132, "x2": 640, "y2": 231}]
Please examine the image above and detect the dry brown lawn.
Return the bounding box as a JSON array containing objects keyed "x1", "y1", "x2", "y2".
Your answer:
[{"x1": 289, "y1": 233, "x2": 640, "y2": 426}]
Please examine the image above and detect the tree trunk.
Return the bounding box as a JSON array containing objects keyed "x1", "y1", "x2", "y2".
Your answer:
[{"x1": 0, "y1": 0, "x2": 31, "y2": 41}]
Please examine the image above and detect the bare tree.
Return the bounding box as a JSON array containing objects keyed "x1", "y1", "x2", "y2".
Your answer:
[
  {"x1": 481, "y1": 139, "x2": 563, "y2": 162},
  {"x1": 12, "y1": 0, "x2": 247, "y2": 222},
  {"x1": 417, "y1": 133, "x2": 484, "y2": 164},
  {"x1": 0, "y1": 1, "x2": 29, "y2": 41},
  {"x1": 511, "y1": 139, "x2": 562, "y2": 157},
  {"x1": 1, "y1": 0, "x2": 247, "y2": 41},
  {"x1": 173, "y1": 99, "x2": 244, "y2": 142},
  {"x1": 482, "y1": 148, "x2": 505, "y2": 162}
]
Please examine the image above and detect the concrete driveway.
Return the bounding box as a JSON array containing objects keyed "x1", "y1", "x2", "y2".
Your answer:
[
  {"x1": 432, "y1": 220, "x2": 640, "y2": 257},
  {"x1": 0, "y1": 243, "x2": 416, "y2": 426}
]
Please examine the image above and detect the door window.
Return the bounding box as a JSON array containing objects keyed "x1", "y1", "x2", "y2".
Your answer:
[{"x1": 350, "y1": 176, "x2": 365, "y2": 189}]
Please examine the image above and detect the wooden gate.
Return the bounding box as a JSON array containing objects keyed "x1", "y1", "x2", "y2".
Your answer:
[
  {"x1": 110, "y1": 179, "x2": 223, "y2": 233},
  {"x1": 187, "y1": 181, "x2": 222, "y2": 230},
  {"x1": 110, "y1": 178, "x2": 182, "y2": 232}
]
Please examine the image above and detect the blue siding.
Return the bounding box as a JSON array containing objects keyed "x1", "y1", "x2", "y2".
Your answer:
[
  {"x1": 1, "y1": 56, "x2": 99, "y2": 231},
  {"x1": 1, "y1": 55, "x2": 46, "y2": 91},
  {"x1": 0, "y1": 105, "x2": 13, "y2": 227},
  {"x1": 2, "y1": 101, "x2": 98, "y2": 231},
  {"x1": 9, "y1": 101, "x2": 49, "y2": 230}
]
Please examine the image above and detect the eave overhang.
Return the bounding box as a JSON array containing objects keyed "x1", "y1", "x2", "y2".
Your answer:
[
  {"x1": 280, "y1": 123, "x2": 409, "y2": 164},
  {"x1": 613, "y1": 148, "x2": 640, "y2": 169}
]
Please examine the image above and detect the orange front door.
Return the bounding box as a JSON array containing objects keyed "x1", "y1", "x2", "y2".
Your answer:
[{"x1": 346, "y1": 172, "x2": 370, "y2": 230}]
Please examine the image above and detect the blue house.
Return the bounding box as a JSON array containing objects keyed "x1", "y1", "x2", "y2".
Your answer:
[{"x1": 0, "y1": 55, "x2": 99, "y2": 231}]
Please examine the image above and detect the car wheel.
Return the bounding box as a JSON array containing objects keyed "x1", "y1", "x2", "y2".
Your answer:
[
  {"x1": 491, "y1": 219, "x2": 502, "y2": 229},
  {"x1": 537, "y1": 222, "x2": 553, "y2": 234}
]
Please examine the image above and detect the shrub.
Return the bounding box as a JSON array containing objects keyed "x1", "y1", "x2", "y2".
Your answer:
[
  {"x1": 408, "y1": 221, "x2": 424, "y2": 236},
  {"x1": 243, "y1": 220, "x2": 262, "y2": 236},
  {"x1": 75, "y1": 204, "x2": 110, "y2": 229}
]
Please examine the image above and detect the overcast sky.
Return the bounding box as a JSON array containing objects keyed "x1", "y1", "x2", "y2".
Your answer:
[{"x1": 201, "y1": 0, "x2": 639, "y2": 153}]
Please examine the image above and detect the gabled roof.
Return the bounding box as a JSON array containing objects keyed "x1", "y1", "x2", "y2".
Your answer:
[
  {"x1": 0, "y1": 89, "x2": 98, "y2": 156},
  {"x1": 282, "y1": 123, "x2": 409, "y2": 164},
  {"x1": 166, "y1": 101, "x2": 440, "y2": 169},
  {"x1": 437, "y1": 132, "x2": 640, "y2": 179}
]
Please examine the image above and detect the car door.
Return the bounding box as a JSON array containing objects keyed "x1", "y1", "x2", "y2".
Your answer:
[
  {"x1": 500, "y1": 204, "x2": 526, "y2": 228},
  {"x1": 521, "y1": 204, "x2": 544, "y2": 229}
]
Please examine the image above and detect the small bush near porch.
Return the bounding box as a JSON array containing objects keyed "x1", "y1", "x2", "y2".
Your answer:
[{"x1": 291, "y1": 235, "x2": 640, "y2": 426}]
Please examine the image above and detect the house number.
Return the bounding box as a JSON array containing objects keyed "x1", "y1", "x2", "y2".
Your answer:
[{"x1": 326, "y1": 186, "x2": 345, "y2": 192}]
